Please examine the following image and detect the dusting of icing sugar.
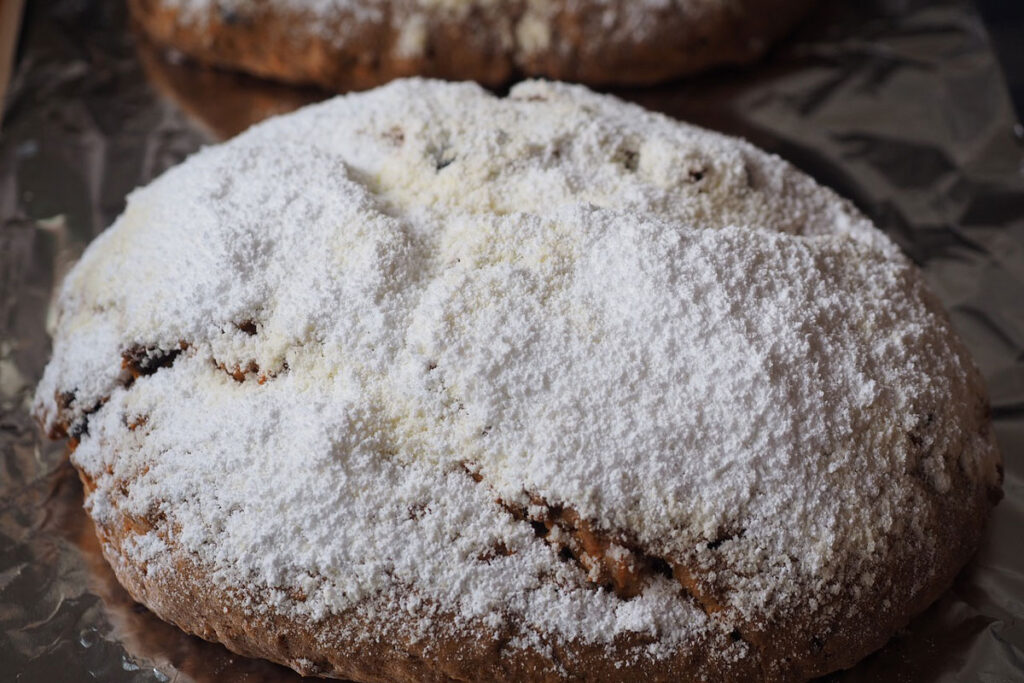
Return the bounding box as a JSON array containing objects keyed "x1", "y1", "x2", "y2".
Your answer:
[{"x1": 35, "y1": 80, "x2": 1001, "y2": 665}]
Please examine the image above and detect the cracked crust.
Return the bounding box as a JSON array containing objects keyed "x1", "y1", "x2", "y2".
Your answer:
[
  {"x1": 72, "y1": 416, "x2": 995, "y2": 682},
  {"x1": 59, "y1": 348, "x2": 999, "y2": 682},
  {"x1": 79, "y1": 466, "x2": 766, "y2": 682},
  {"x1": 127, "y1": 0, "x2": 815, "y2": 89}
]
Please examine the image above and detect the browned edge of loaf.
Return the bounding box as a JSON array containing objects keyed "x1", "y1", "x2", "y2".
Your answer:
[
  {"x1": 48, "y1": 352, "x2": 1001, "y2": 683},
  {"x1": 125, "y1": 0, "x2": 815, "y2": 91},
  {"x1": 70, "y1": 429, "x2": 998, "y2": 683},
  {"x1": 133, "y1": 29, "x2": 321, "y2": 140},
  {"x1": 77, "y1": 467, "x2": 766, "y2": 682}
]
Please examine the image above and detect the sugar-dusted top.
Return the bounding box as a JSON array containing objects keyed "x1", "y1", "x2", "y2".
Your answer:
[{"x1": 35, "y1": 80, "x2": 1001, "y2": 664}]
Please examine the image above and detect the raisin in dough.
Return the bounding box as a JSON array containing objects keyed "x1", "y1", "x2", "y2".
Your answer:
[
  {"x1": 35, "y1": 80, "x2": 1002, "y2": 682},
  {"x1": 128, "y1": 0, "x2": 815, "y2": 89}
]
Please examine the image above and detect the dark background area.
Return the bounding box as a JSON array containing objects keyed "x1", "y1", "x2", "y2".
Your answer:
[{"x1": 975, "y1": 0, "x2": 1024, "y2": 124}]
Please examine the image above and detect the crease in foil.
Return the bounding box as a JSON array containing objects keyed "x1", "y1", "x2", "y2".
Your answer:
[{"x1": 2, "y1": 0, "x2": 1023, "y2": 680}]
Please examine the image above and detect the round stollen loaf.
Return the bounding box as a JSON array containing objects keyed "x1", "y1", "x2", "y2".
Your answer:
[
  {"x1": 35, "y1": 79, "x2": 1002, "y2": 682},
  {"x1": 128, "y1": 0, "x2": 815, "y2": 89}
]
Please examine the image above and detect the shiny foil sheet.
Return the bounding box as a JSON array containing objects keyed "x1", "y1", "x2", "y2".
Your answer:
[{"x1": 2, "y1": 0, "x2": 1023, "y2": 680}]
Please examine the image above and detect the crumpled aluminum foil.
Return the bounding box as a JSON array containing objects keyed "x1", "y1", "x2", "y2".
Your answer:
[{"x1": 1, "y1": 0, "x2": 1022, "y2": 680}]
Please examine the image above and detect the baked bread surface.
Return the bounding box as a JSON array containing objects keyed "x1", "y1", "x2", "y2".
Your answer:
[
  {"x1": 128, "y1": 0, "x2": 815, "y2": 88},
  {"x1": 36, "y1": 80, "x2": 1002, "y2": 681}
]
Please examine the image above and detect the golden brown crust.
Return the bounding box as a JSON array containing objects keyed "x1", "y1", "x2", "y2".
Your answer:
[
  {"x1": 82, "y1": 467, "x2": 764, "y2": 682},
  {"x1": 61, "y1": 366, "x2": 998, "y2": 682},
  {"x1": 74, "y1": 438, "x2": 997, "y2": 683},
  {"x1": 127, "y1": 0, "x2": 815, "y2": 90}
]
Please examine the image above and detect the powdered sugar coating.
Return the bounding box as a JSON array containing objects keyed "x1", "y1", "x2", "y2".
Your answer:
[{"x1": 35, "y1": 80, "x2": 1001, "y2": 670}]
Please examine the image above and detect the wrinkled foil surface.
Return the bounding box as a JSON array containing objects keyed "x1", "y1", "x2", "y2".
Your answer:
[{"x1": 2, "y1": 0, "x2": 1023, "y2": 680}]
